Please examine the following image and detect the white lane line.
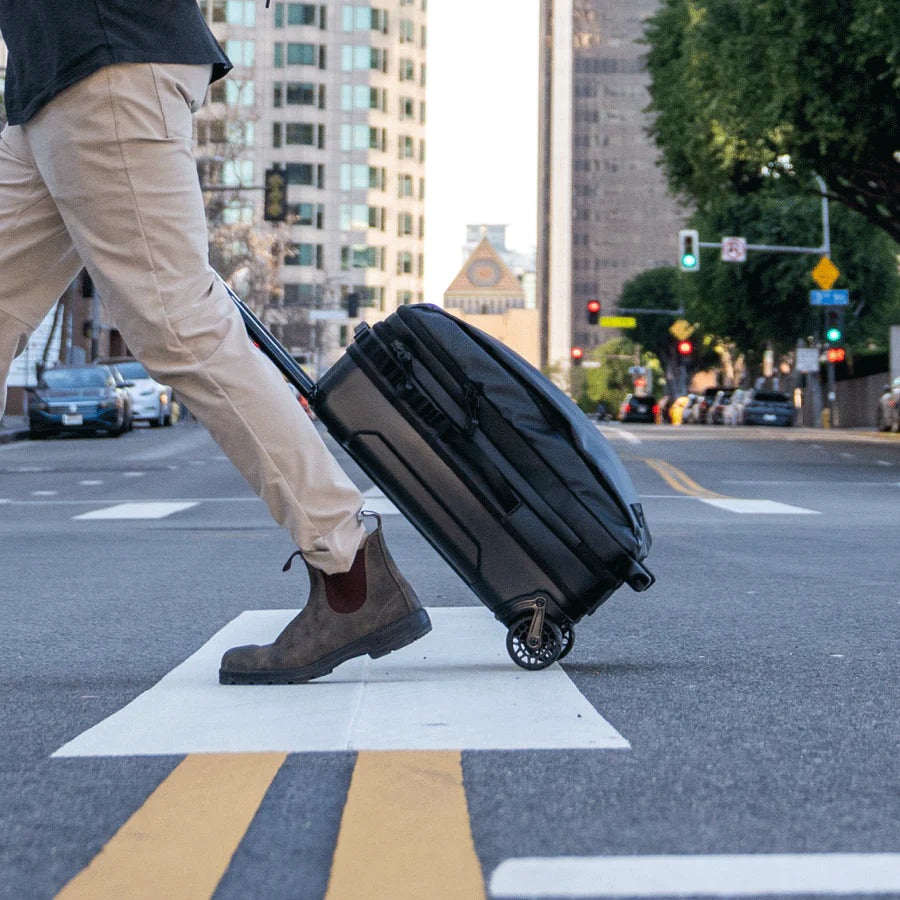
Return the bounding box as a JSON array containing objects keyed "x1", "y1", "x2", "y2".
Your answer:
[
  {"x1": 78, "y1": 480, "x2": 103, "y2": 486},
  {"x1": 489, "y1": 853, "x2": 900, "y2": 898},
  {"x1": 52, "y1": 607, "x2": 628, "y2": 756},
  {"x1": 73, "y1": 501, "x2": 199, "y2": 520},
  {"x1": 599, "y1": 425, "x2": 641, "y2": 444},
  {"x1": 121, "y1": 471, "x2": 145, "y2": 478},
  {"x1": 31, "y1": 490, "x2": 58, "y2": 496},
  {"x1": 700, "y1": 499, "x2": 820, "y2": 515},
  {"x1": 362, "y1": 486, "x2": 400, "y2": 515}
]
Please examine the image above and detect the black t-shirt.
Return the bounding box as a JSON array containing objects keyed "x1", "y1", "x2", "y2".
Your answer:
[{"x1": 0, "y1": 0, "x2": 233, "y2": 125}]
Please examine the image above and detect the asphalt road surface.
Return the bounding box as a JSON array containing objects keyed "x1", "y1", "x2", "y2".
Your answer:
[{"x1": 1, "y1": 420, "x2": 898, "y2": 900}]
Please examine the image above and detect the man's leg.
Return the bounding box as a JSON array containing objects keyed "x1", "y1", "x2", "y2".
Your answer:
[
  {"x1": 0, "y1": 123, "x2": 82, "y2": 417},
  {"x1": 23, "y1": 63, "x2": 364, "y2": 572},
  {"x1": 22, "y1": 63, "x2": 430, "y2": 680}
]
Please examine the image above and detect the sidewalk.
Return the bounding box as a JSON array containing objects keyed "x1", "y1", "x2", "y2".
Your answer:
[{"x1": 0, "y1": 415, "x2": 29, "y2": 444}]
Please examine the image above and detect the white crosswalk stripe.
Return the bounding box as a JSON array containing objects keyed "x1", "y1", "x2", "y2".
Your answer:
[{"x1": 73, "y1": 501, "x2": 199, "y2": 520}]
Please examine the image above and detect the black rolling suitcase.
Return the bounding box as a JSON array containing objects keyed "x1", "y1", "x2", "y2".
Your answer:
[{"x1": 227, "y1": 285, "x2": 654, "y2": 669}]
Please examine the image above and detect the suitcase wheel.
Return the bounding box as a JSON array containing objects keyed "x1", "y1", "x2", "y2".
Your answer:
[{"x1": 505, "y1": 598, "x2": 569, "y2": 670}]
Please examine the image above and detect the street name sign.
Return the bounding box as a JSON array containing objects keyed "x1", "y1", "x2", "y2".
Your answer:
[
  {"x1": 810, "y1": 289, "x2": 849, "y2": 306},
  {"x1": 600, "y1": 316, "x2": 637, "y2": 328},
  {"x1": 811, "y1": 257, "x2": 839, "y2": 290},
  {"x1": 720, "y1": 237, "x2": 747, "y2": 262}
]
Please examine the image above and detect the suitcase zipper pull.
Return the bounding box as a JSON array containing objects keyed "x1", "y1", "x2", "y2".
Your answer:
[{"x1": 390, "y1": 340, "x2": 415, "y2": 392}]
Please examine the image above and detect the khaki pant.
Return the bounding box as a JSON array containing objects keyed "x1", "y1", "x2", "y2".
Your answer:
[{"x1": 0, "y1": 63, "x2": 365, "y2": 573}]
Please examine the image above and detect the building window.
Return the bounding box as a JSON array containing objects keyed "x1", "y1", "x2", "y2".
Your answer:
[
  {"x1": 342, "y1": 6, "x2": 388, "y2": 32},
  {"x1": 399, "y1": 59, "x2": 415, "y2": 82},
  {"x1": 225, "y1": 80, "x2": 255, "y2": 106},
  {"x1": 399, "y1": 97, "x2": 415, "y2": 120},
  {"x1": 287, "y1": 3, "x2": 318, "y2": 25},
  {"x1": 225, "y1": 39, "x2": 255, "y2": 67},
  {"x1": 399, "y1": 19, "x2": 415, "y2": 43},
  {"x1": 398, "y1": 174, "x2": 413, "y2": 197},
  {"x1": 342, "y1": 46, "x2": 388, "y2": 72},
  {"x1": 273, "y1": 82, "x2": 283, "y2": 107},
  {"x1": 273, "y1": 122, "x2": 283, "y2": 148},
  {"x1": 398, "y1": 212, "x2": 413, "y2": 236},
  {"x1": 213, "y1": 0, "x2": 255, "y2": 25},
  {"x1": 285, "y1": 243, "x2": 322, "y2": 267},
  {"x1": 283, "y1": 283, "x2": 319, "y2": 305},
  {"x1": 222, "y1": 159, "x2": 254, "y2": 186},
  {"x1": 397, "y1": 290, "x2": 413, "y2": 306},
  {"x1": 284, "y1": 162, "x2": 322, "y2": 186},
  {"x1": 286, "y1": 82, "x2": 315, "y2": 105},
  {"x1": 340, "y1": 204, "x2": 370, "y2": 231},
  {"x1": 340, "y1": 124, "x2": 371, "y2": 152},
  {"x1": 287, "y1": 43, "x2": 317, "y2": 65},
  {"x1": 286, "y1": 123, "x2": 316, "y2": 145},
  {"x1": 398, "y1": 135, "x2": 415, "y2": 158},
  {"x1": 397, "y1": 251, "x2": 413, "y2": 275},
  {"x1": 370, "y1": 127, "x2": 386, "y2": 151},
  {"x1": 288, "y1": 203, "x2": 324, "y2": 227}
]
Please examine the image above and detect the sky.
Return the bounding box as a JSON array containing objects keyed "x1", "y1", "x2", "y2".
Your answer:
[{"x1": 423, "y1": 0, "x2": 540, "y2": 302}]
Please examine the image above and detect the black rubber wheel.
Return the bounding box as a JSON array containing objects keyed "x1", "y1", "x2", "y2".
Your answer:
[
  {"x1": 557, "y1": 623, "x2": 575, "y2": 660},
  {"x1": 506, "y1": 616, "x2": 564, "y2": 670}
]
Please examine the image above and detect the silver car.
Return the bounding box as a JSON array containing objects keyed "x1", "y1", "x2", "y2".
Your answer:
[{"x1": 101, "y1": 358, "x2": 173, "y2": 427}]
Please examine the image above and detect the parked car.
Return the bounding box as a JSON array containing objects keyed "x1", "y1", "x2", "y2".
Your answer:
[
  {"x1": 28, "y1": 365, "x2": 127, "y2": 438},
  {"x1": 619, "y1": 394, "x2": 659, "y2": 424},
  {"x1": 877, "y1": 377, "x2": 900, "y2": 432},
  {"x1": 706, "y1": 389, "x2": 735, "y2": 425},
  {"x1": 104, "y1": 364, "x2": 135, "y2": 432},
  {"x1": 680, "y1": 394, "x2": 702, "y2": 424},
  {"x1": 742, "y1": 390, "x2": 794, "y2": 426},
  {"x1": 726, "y1": 389, "x2": 751, "y2": 426},
  {"x1": 100, "y1": 358, "x2": 173, "y2": 426}
]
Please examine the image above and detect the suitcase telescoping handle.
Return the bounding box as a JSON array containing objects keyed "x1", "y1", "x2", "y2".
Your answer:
[{"x1": 221, "y1": 277, "x2": 317, "y2": 401}]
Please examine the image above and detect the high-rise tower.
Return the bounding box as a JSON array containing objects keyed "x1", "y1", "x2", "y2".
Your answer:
[{"x1": 537, "y1": 0, "x2": 684, "y2": 371}]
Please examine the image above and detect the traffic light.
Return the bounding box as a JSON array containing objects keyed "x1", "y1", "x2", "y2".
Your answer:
[
  {"x1": 587, "y1": 300, "x2": 600, "y2": 325},
  {"x1": 678, "y1": 229, "x2": 700, "y2": 272},
  {"x1": 571, "y1": 346, "x2": 583, "y2": 366},
  {"x1": 264, "y1": 168, "x2": 287, "y2": 222},
  {"x1": 677, "y1": 339, "x2": 693, "y2": 356},
  {"x1": 826, "y1": 347, "x2": 846, "y2": 363},
  {"x1": 824, "y1": 309, "x2": 844, "y2": 344}
]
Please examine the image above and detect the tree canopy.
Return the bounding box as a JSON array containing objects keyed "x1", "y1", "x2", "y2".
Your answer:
[{"x1": 643, "y1": 0, "x2": 900, "y2": 241}]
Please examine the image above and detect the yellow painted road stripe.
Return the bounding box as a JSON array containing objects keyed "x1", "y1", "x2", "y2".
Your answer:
[
  {"x1": 54, "y1": 753, "x2": 286, "y2": 900},
  {"x1": 326, "y1": 751, "x2": 486, "y2": 900},
  {"x1": 644, "y1": 458, "x2": 728, "y2": 499}
]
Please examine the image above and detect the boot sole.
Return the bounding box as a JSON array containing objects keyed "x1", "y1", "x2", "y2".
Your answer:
[{"x1": 218, "y1": 608, "x2": 432, "y2": 685}]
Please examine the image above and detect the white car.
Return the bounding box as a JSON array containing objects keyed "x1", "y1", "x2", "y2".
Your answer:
[{"x1": 102, "y1": 358, "x2": 173, "y2": 426}]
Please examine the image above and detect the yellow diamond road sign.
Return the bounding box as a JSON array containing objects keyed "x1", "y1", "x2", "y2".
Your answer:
[{"x1": 812, "y1": 257, "x2": 839, "y2": 290}]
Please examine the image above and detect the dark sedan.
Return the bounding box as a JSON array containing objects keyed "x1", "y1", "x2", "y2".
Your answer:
[
  {"x1": 742, "y1": 390, "x2": 794, "y2": 426},
  {"x1": 619, "y1": 394, "x2": 659, "y2": 424},
  {"x1": 28, "y1": 366, "x2": 127, "y2": 438}
]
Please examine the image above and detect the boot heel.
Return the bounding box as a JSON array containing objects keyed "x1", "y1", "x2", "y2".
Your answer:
[{"x1": 368, "y1": 609, "x2": 432, "y2": 659}]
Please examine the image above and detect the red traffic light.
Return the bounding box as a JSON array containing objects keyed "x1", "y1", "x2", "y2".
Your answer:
[
  {"x1": 571, "y1": 346, "x2": 584, "y2": 361},
  {"x1": 587, "y1": 300, "x2": 600, "y2": 314},
  {"x1": 677, "y1": 340, "x2": 693, "y2": 356},
  {"x1": 826, "y1": 347, "x2": 846, "y2": 363}
]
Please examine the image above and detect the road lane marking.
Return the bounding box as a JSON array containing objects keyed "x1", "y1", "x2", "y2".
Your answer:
[
  {"x1": 701, "y1": 499, "x2": 819, "y2": 515},
  {"x1": 53, "y1": 752, "x2": 286, "y2": 900},
  {"x1": 489, "y1": 853, "x2": 900, "y2": 898},
  {"x1": 644, "y1": 459, "x2": 728, "y2": 499},
  {"x1": 599, "y1": 425, "x2": 641, "y2": 444},
  {"x1": 72, "y1": 501, "x2": 200, "y2": 520},
  {"x1": 362, "y1": 486, "x2": 400, "y2": 515},
  {"x1": 326, "y1": 751, "x2": 485, "y2": 900},
  {"x1": 53, "y1": 607, "x2": 628, "y2": 756}
]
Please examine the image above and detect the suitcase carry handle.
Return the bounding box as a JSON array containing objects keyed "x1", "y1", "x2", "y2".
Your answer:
[{"x1": 222, "y1": 278, "x2": 317, "y2": 401}]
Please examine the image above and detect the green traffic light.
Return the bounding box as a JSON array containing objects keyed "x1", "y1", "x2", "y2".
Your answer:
[
  {"x1": 826, "y1": 327, "x2": 842, "y2": 342},
  {"x1": 681, "y1": 253, "x2": 697, "y2": 269}
]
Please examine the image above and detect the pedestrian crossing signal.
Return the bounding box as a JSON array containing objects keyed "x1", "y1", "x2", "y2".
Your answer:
[
  {"x1": 587, "y1": 300, "x2": 600, "y2": 325},
  {"x1": 571, "y1": 346, "x2": 584, "y2": 366}
]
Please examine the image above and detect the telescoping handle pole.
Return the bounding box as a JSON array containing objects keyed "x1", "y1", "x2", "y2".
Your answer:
[{"x1": 221, "y1": 277, "x2": 318, "y2": 401}]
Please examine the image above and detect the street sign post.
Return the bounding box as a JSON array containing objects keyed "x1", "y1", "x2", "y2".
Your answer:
[
  {"x1": 810, "y1": 289, "x2": 849, "y2": 306},
  {"x1": 720, "y1": 237, "x2": 747, "y2": 262}
]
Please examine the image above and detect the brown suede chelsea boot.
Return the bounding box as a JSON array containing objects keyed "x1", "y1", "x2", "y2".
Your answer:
[{"x1": 218, "y1": 515, "x2": 431, "y2": 684}]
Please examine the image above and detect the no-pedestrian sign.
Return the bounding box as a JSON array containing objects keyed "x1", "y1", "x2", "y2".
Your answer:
[{"x1": 721, "y1": 237, "x2": 747, "y2": 262}]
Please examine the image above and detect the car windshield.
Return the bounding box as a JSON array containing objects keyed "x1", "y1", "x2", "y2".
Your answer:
[
  {"x1": 752, "y1": 392, "x2": 790, "y2": 403},
  {"x1": 40, "y1": 368, "x2": 109, "y2": 389},
  {"x1": 112, "y1": 361, "x2": 149, "y2": 380}
]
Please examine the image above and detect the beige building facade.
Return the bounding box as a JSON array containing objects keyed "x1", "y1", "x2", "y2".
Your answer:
[
  {"x1": 444, "y1": 237, "x2": 539, "y2": 367},
  {"x1": 537, "y1": 0, "x2": 686, "y2": 371}
]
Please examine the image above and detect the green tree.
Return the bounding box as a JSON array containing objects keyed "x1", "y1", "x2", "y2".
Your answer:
[
  {"x1": 683, "y1": 188, "x2": 900, "y2": 363},
  {"x1": 643, "y1": 0, "x2": 900, "y2": 241}
]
